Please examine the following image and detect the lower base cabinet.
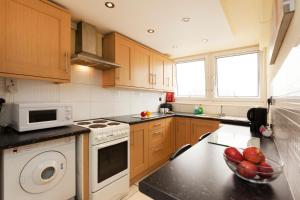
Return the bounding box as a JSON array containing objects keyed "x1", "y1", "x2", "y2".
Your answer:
[
  {"x1": 191, "y1": 118, "x2": 220, "y2": 145},
  {"x1": 130, "y1": 123, "x2": 149, "y2": 180},
  {"x1": 129, "y1": 117, "x2": 219, "y2": 184}
]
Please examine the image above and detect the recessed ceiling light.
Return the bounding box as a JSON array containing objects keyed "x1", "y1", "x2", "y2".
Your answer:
[
  {"x1": 147, "y1": 29, "x2": 155, "y2": 33},
  {"x1": 202, "y1": 39, "x2": 208, "y2": 43},
  {"x1": 105, "y1": 2, "x2": 115, "y2": 8},
  {"x1": 182, "y1": 17, "x2": 191, "y2": 22}
]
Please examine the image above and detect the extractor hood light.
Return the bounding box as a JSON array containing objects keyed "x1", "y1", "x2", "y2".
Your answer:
[
  {"x1": 105, "y1": 2, "x2": 115, "y2": 8},
  {"x1": 147, "y1": 29, "x2": 155, "y2": 33}
]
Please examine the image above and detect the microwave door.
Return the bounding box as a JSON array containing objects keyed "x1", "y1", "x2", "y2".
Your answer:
[{"x1": 28, "y1": 109, "x2": 57, "y2": 124}]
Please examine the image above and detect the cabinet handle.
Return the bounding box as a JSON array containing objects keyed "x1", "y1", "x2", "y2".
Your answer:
[
  {"x1": 116, "y1": 69, "x2": 120, "y2": 80},
  {"x1": 154, "y1": 74, "x2": 157, "y2": 84},
  {"x1": 149, "y1": 73, "x2": 153, "y2": 84},
  {"x1": 153, "y1": 130, "x2": 162, "y2": 135},
  {"x1": 153, "y1": 146, "x2": 163, "y2": 152},
  {"x1": 64, "y1": 52, "x2": 69, "y2": 73}
]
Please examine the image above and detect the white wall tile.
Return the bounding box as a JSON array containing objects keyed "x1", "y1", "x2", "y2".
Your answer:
[
  {"x1": 0, "y1": 67, "x2": 163, "y2": 120},
  {"x1": 60, "y1": 83, "x2": 90, "y2": 102}
]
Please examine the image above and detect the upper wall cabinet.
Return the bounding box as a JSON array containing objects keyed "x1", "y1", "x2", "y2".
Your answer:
[
  {"x1": 103, "y1": 33, "x2": 134, "y2": 87},
  {"x1": 102, "y1": 32, "x2": 174, "y2": 92},
  {"x1": 0, "y1": 0, "x2": 71, "y2": 82},
  {"x1": 132, "y1": 45, "x2": 152, "y2": 88},
  {"x1": 151, "y1": 54, "x2": 164, "y2": 90},
  {"x1": 163, "y1": 59, "x2": 174, "y2": 91}
]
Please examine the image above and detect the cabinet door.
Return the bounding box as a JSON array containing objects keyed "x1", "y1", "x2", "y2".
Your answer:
[
  {"x1": 165, "y1": 117, "x2": 175, "y2": 158},
  {"x1": 190, "y1": 119, "x2": 220, "y2": 145},
  {"x1": 152, "y1": 54, "x2": 164, "y2": 90},
  {"x1": 163, "y1": 59, "x2": 173, "y2": 91},
  {"x1": 115, "y1": 36, "x2": 134, "y2": 86},
  {"x1": 132, "y1": 45, "x2": 152, "y2": 88},
  {"x1": 0, "y1": 0, "x2": 70, "y2": 81},
  {"x1": 175, "y1": 117, "x2": 191, "y2": 150},
  {"x1": 148, "y1": 119, "x2": 165, "y2": 167},
  {"x1": 130, "y1": 123, "x2": 149, "y2": 179}
]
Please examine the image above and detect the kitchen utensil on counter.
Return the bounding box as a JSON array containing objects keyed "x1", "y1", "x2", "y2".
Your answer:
[
  {"x1": 160, "y1": 103, "x2": 172, "y2": 112},
  {"x1": 194, "y1": 105, "x2": 204, "y2": 115},
  {"x1": 247, "y1": 107, "x2": 267, "y2": 134},
  {"x1": 166, "y1": 92, "x2": 175, "y2": 102}
]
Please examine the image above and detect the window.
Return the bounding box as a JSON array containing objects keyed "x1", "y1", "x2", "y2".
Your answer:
[
  {"x1": 216, "y1": 52, "x2": 259, "y2": 97},
  {"x1": 176, "y1": 60, "x2": 205, "y2": 97}
]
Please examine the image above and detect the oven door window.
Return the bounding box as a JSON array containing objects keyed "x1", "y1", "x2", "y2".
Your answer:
[{"x1": 98, "y1": 141, "x2": 128, "y2": 183}]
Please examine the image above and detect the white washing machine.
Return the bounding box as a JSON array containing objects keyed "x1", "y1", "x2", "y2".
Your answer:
[{"x1": 1, "y1": 136, "x2": 76, "y2": 200}]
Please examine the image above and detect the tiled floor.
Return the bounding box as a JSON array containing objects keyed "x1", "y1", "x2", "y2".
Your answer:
[{"x1": 122, "y1": 183, "x2": 153, "y2": 200}]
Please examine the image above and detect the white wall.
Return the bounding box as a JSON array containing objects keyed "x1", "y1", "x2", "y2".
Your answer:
[{"x1": 0, "y1": 65, "x2": 164, "y2": 121}]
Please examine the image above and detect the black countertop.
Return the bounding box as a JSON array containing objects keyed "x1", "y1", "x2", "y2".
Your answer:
[
  {"x1": 104, "y1": 112, "x2": 250, "y2": 126},
  {"x1": 139, "y1": 125, "x2": 293, "y2": 200},
  {"x1": 0, "y1": 125, "x2": 90, "y2": 150}
]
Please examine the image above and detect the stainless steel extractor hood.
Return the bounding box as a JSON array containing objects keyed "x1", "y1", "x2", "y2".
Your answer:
[{"x1": 71, "y1": 22, "x2": 120, "y2": 69}]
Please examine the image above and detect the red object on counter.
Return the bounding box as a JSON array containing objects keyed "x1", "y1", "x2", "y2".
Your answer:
[{"x1": 166, "y1": 92, "x2": 175, "y2": 102}]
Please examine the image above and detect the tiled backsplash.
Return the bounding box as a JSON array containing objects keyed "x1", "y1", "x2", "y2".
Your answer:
[
  {"x1": 0, "y1": 65, "x2": 164, "y2": 121},
  {"x1": 272, "y1": 100, "x2": 300, "y2": 200}
]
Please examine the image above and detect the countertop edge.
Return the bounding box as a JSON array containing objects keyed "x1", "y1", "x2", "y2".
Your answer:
[
  {"x1": 0, "y1": 125, "x2": 90, "y2": 150},
  {"x1": 104, "y1": 113, "x2": 250, "y2": 126}
]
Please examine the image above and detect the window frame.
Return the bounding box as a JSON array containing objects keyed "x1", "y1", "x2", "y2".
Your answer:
[
  {"x1": 214, "y1": 51, "x2": 261, "y2": 99},
  {"x1": 174, "y1": 46, "x2": 266, "y2": 104},
  {"x1": 175, "y1": 58, "x2": 207, "y2": 99}
]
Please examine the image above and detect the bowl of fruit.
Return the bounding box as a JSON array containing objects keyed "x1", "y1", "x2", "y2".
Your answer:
[{"x1": 224, "y1": 147, "x2": 283, "y2": 184}]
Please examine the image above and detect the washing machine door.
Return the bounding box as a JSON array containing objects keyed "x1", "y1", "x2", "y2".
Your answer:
[{"x1": 20, "y1": 151, "x2": 67, "y2": 194}]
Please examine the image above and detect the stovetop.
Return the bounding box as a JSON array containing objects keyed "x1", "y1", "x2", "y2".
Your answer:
[
  {"x1": 75, "y1": 118, "x2": 129, "y2": 145},
  {"x1": 75, "y1": 119, "x2": 125, "y2": 129}
]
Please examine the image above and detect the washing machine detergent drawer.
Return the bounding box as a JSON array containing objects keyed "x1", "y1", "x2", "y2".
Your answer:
[{"x1": 2, "y1": 137, "x2": 76, "y2": 200}]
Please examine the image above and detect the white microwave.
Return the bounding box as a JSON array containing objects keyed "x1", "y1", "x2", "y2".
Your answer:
[{"x1": 10, "y1": 103, "x2": 73, "y2": 132}]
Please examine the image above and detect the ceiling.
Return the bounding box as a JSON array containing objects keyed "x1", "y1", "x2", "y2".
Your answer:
[{"x1": 52, "y1": 0, "x2": 273, "y2": 58}]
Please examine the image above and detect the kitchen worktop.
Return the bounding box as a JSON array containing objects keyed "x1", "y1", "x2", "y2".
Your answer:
[
  {"x1": 104, "y1": 112, "x2": 250, "y2": 126},
  {"x1": 0, "y1": 125, "x2": 90, "y2": 150},
  {"x1": 139, "y1": 125, "x2": 293, "y2": 200}
]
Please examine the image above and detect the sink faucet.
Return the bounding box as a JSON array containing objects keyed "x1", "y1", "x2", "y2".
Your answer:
[{"x1": 219, "y1": 105, "x2": 226, "y2": 117}]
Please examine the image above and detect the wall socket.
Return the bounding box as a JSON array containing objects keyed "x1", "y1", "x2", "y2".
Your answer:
[{"x1": 5, "y1": 78, "x2": 17, "y2": 93}]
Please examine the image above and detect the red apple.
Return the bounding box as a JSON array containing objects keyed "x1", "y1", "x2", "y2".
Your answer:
[
  {"x1": 237, "y1": 160, "x2": 258, "y2": 179},
  {"x1": 224, "y1": 147, "x2": 244, "y2": 164},
  {"x1": 258, "y1": 162, "x2": 273, "y2": 178},
  {"x1": 243, "y1": 147, "x2": 265, "y2": 164},
  {"x1": 140, "y1": 111, "x2": 146, "y2": 117}
]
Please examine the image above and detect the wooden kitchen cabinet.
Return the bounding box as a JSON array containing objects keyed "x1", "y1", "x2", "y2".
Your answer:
[
  {"x1": 0, "y1": 0, "x2": 71, "y2": 82},
  {"x1": 148, "y1": 119, "x2": 166, "y2": 167},
  {"x1": 163, "y1": 59, "x2": 174, "y2": 91},
  {"x1": 190, "y1": 119, "x2": 220, "y2": 145},
  {"x1": 103, "y1": 33, "x2": 134, "y2": 87},
  {"x1": 152, "y1": 54, "x2": 164, "y2": 90},
  {"x1": 103, "y1": 32, "x2": 173, "y2": 91},
  {"x1": 130, "y1": 123, "x2": 149, "y2": 180},
  {"x1": 175, "y1": 117, "x2": 191, "y2": 149},
  {"x1": 132, "y1": 45, "x2": 152, "y2": 88},
  {"x1": 164, "y1": 117, "x2": 175, "y2": 157}
]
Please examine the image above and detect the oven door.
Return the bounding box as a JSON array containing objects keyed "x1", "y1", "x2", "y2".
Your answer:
[{"x1": 91, "y1": 137, "x2": 129, "y2": 192}]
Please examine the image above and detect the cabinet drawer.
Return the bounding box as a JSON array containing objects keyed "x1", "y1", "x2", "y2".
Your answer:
[
  {"x1": 149, "y1": 119, "x2": 165, "y2": 131},
  {"x1": 149, "y1": 142, "x2": 165, "y2": 167},
  {"x1": 149, "y1": 127, "x2": 164, "y2": 144}
]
